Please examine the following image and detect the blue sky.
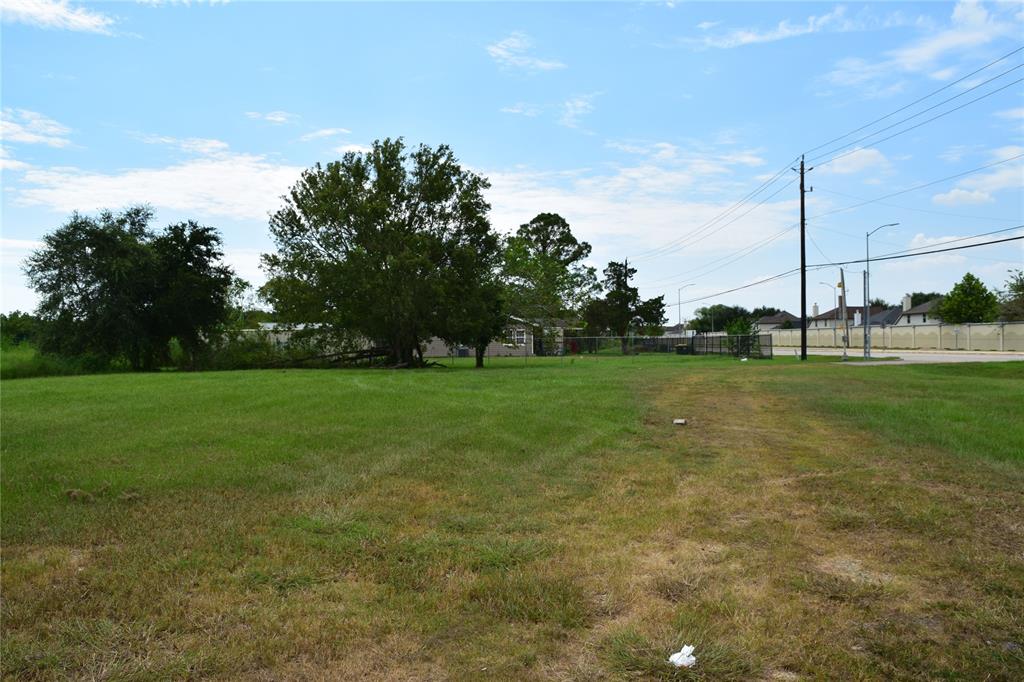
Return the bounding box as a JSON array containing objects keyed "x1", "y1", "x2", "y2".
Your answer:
[{"x1": 2, "y1": 0, "x2": 1022, "y2": 321}]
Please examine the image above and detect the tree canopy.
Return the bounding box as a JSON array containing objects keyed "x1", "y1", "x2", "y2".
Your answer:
[
  {"x1": 501, "y1": 213, "x2": 597, "y2": 328},
  {"x1": 935, "y1": 272, "x2": 999, "y2": 324},
  {"x1": 582, "y1": 261, "x2": 665, "y2": 351},
  {"x1": 24, "y1": 207, "x2": 234, "y2": 370},
  {"x1": 909, "y1": 291, "x2": 943, "y2": 308},
  {"x1": 261, "y1": 138, "x2": 503, "y2": 366},
  {"x1": 998, "y1": 269, "x2": 1024, "y2": 321},
  {"x1": 690, "y1": 304, "x2": 751, "y2": 334}
]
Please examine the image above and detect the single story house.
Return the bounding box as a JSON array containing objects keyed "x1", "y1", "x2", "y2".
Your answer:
[
  {"x1": 755, "y1": 311, "x2": 799, "y2": 331},
  {"x1": 895, "y1": 296, "x2": 942, "y2": 325}
]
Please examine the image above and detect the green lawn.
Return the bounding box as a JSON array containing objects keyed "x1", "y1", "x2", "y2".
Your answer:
[{"x1": 2, "y1": 356, "x2": 1022, "y2": 679}]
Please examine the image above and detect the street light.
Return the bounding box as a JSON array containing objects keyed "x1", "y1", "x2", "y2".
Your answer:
[
  {"x1": 865, "y1": 222, "x2": 899, "y2": 359},
  {"x1": 677, "y1": 284, "x2": 695, "y2": 327}
]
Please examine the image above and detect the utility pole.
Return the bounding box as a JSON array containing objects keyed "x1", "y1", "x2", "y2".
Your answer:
[{"x1": 793, "y1": 156, "x2": 813, "y2": 361}]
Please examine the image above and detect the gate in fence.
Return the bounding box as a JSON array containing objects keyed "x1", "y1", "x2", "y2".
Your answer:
[{"x1": 690, "y1": 334, "x2": 773, "y2": 359}]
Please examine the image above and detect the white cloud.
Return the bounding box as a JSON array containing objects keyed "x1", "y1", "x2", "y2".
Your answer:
[
  {"x1": 500, "y1": 102, "x2": 541, "y2": 117},
  {"x1": 931, "y1": 188, "x2": 994, "y2": 206},
  {"x1": 13, "y1": 149, "x2": 303, "y2": 220},
  {"x1": 1, "y1": 108, "x2": 72, "y2": 147},
  {"x1": 0, "y1": 147, "x2": 31, "y2": 171},
  {"x1": 995, "y1": 107, "x2": 1024, "y2": 120},
  {"x1": 138, "y1": 134, "x2": 230, "y2": 155},
  {"x1": 823, "y1": 1, "x2": 1023, "y2": 96},
  {"x1": 605, "y1": 139, "x2": 765, "y2": 173},
  {"x1": 244, "y1": 110, "x2": 296, "y2": 124},
  {"x1": 679, "y1": 6, "x2": 918, "y2": 50},
  {"x1": 334, "y1": 144, "x2": 371, "y2": 154},
  {"x1": 299, "y1": 128, "x2": 351, "y2": 142},
  {"x1": 559, "y1": 93, "x2": 600, "y2": 129},
  {"x1": 0, "y1": 0, "x2": 115, "y2": 34},
  {"x1": 819, "y1": 148, "x2": 890, "y2": 175},
  {"x1": 486, "y1": 31, "x2": 566, "y2": 71},
  {"x1": 932, "y1": 145, "x2": 1024, "y2": 205},
  {"x1": 485, "y1": 165, "x2": 797, "y2": 265}
]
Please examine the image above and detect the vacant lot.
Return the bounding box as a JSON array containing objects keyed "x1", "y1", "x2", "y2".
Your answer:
[{"x1": 2, "y1": 357, "x2": 1022, "y2": 680}]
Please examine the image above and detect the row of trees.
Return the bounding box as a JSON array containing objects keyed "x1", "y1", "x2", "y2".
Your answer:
[
  {"x1": 18, "y1": 138, "x2": 666, "y2": 370},
  {"x1": 261, "y1": 138, "x2": 665, "y2": 366}
]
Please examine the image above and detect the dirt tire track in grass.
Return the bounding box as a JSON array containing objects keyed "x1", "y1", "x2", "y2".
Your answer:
[{"x1": 555, "y1": 365, "x2": 1024, "y2": 680}]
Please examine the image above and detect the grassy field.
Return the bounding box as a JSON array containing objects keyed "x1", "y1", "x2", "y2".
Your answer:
[{"x1": 2, "y1": 356, "x2": 1022, "y2": 680}]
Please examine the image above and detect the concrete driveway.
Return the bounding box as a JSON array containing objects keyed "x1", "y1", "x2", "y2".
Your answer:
[{"x1": 795, "y1": 347, "x2": 1024, "y2": 365}]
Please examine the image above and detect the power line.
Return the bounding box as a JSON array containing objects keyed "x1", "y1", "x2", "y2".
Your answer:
[
  {"x1": 677, "y1": 232, "x2": 1022, "y2": 307},
  {"x1": 850, "y1": 225, "x2": 1024, "y2": 259},
  {"x1": 637, "y1": 224, "x2": 797, "y2": 289},
  {"x1": 808, "y1": 232, "x2": 1024, "y2": 267},
  {"x1": 634, "y1": 177, "x2": 798, "y2": 263},
  {"x1": 678, "y1": 268, "x2": 803, "y2": 306},
  {"x1": 813, "y1": 186, "x2": 1023, "y2": 223},
  {"x1": 809, "y1": 153, "x2": 1024, "y2": 220},
  {"x1": 809, "y1": 66, "x2": 1024, "y2": 166},
  {"x1": 622, "y1": 157, "x2": 798, "y2": 261},
  {"x1": 803, "y1": 45, "x2": 1024, "y2": 157}
]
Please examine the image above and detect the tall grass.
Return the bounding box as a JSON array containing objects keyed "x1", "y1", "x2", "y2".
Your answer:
[{"x1": 0, "y1": 343, "x2": 90, "y2": 380}]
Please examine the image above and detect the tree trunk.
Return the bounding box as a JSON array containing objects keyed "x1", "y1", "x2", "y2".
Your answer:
[
  {"x1": 620, "y1": 337, "x2": 629, "y2": 355},
  {"x1": 475, "y1": 344, "x2": 485, "y2": 368}
]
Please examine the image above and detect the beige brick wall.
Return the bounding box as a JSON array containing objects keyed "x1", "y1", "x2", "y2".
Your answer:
[{"x1": 770, "y1": 322, "x2": 1024, "y2": 351}]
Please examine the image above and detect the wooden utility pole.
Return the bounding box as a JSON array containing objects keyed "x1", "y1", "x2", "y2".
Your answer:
[{"x1": 793, "y1": 156, "x2": 812, "y2": 361}]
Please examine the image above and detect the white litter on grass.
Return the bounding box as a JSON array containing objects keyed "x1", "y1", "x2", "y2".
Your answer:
[
  {"x1": 668, "y1": 644, "x2": 696, "y2": 668},
  {"x1": 740, "y1": 357, "x2": 749, "y2": 362},
  {"x1": 673, "y1": 418, "x2": 687, "y2": 426}
]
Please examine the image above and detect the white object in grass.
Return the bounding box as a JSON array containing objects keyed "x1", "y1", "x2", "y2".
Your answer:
[
  {"x1": 673, "y1": 418, "x2": 687, "y2": 426},
  {"x1": 668, "y1": 644, "x2": 696, "y2": 668}
]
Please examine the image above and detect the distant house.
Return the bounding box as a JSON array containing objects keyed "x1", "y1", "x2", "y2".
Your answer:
[
  {"x1": 661, "y1": 323, "x2": 691, "y2": 337},
  {"x1": 808, "y1": 297, "x2": 897, "y2": 329},
  {"x1": 421, "y1": 316, "x2": 580, "y2": 357},
  {"x1": 895, "y1": 295, "x2": 942, "y2": 325},
  {"x1": 754, "y1": 311, "x2": 799, "y2": 331}
]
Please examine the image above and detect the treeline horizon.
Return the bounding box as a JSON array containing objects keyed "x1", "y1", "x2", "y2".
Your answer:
[{"x1": 8, "y1": 137, "x2": 668, "y2": 372}]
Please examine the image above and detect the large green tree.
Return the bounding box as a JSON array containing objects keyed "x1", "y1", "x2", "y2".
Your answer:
[
  {"x1": 690, "y1": 304, "x2": 751, "y2": 334},
  {"x1": 502, "y1": 213, "x2": 597, "y2": 333},
  {"x1": 935, "y1": 272, "x2": 999, "y2": 324},
  {"x1": 583, "y1": 261, "x2": 665, "y2": 353},
  {"x1": 24, "y1": 207, "x2": 234, "y2": 370},
  {"x1": 261, "y1": 138, "x2": 502, "y2": 366},
  {"x1": 998, "y1": 269, "x2": 1024, "y2": 321}
]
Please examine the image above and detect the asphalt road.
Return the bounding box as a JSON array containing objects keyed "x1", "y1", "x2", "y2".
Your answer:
[{"x1": 787, "y1": 347, "x2": 1024, "y2": 365}]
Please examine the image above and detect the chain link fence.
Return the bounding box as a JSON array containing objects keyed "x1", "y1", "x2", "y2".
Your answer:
[{"x1": 435, "y1": 334, "x2": 773, "y2": 364}]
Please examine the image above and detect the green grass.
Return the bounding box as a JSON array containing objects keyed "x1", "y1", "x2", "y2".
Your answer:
[
  {"x1": 0, "y1": 343, "x2": 91, "y2": 380},
  {"x1": 2, "y1": 356, "x2": 1022, "y2": 679}
]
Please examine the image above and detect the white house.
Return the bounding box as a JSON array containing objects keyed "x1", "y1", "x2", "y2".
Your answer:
[{"x1": 895, "y1": 294, "x2": 942, "y2": 325}]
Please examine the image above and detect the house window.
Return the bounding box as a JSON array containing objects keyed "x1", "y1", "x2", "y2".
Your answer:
[
  {"x1": 922, "y1": 315, "x2": 927, "y2": 323},
  {"x1": 508, "y1": 329, "x2": 526, "y2": 345}
]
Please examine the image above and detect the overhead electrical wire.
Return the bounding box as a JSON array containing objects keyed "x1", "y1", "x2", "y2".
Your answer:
[
  {"x1": 677, "y1": 232, "x2": 1023, "y2": 306},
  {"x1": 809, "y1": 153, "x2": 1024, "y2": 221},
  {"x1": 813, "y1": 187, "x2": 1023, "y2": 223},
  {"x1": 802, "y1": 45, "x2": 1024, "y2": 157},
  {"x1": 808, "y1": 232, "x2": 1024, "y2": 268},
  {"x1": 809, "y1": 66, "x2": 1024, "y2": 166}
]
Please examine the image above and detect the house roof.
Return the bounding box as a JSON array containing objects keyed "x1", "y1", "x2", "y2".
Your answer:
[
  {"x1": 875, "y1": 307, "x2": 903, "y2": 326},
  {"x1": 756, "y1": 311, "x2": 799, "y2": 324},
  {"x1": 902, "y1": 298, "x2": 941, "y2": 315},
  {"x1": 811, "y1": 305, "x2": 886, "y2": 321}
]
